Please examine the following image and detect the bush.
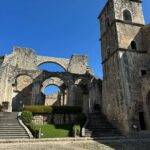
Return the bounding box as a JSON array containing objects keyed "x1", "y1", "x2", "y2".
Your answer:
[
  {"x1": 73, "y1": 125, "x2": 81, "y2": 137},
  {"x1": 23, "y1": 106, "x2": 82, "y2": 114},
  {"x1": 21, "y1": 111, "x2": 33, "y2": 124},
  {"x1": 24, "y1": 106, "x2": 52, "y2": 114}
]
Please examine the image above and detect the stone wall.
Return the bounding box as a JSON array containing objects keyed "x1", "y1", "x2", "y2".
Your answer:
[
  {"x1": 114, "y1": 0, "x2": 144, "y2": 24},
  {"x1": 45, "y1": 92, "x2": 61, "y2": 106},
  {"x1": 32, "y1": 114, "x2": 78, "y2": 125},
  {"x1": 0, "y1": 48, "x2": 102, "y2": 113}
]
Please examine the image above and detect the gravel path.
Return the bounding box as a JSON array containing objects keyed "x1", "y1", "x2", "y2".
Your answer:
[{"x1": 0, "y1": 139, "x2": 150, "y2": 150}]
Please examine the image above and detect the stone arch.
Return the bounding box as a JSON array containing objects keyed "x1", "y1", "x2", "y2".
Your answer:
[
  {"x1": 12, "y1": 74, "x2": 33, "y2": 111},
  {"x1": 36, "y1": 56, "x2": 70, "y2": 71},
  {"x1": 41, "y1": 77, "x2": 65, "y2": 94},
  {"x1": 38, "y1": 62, "x2": 66, "y2": 72},
  {"x1": 41, "y1": 77, "x2": 66, "y2": 106},
  {"x1": 123, "y1": 9, "x2": 132, "y2": 22}
]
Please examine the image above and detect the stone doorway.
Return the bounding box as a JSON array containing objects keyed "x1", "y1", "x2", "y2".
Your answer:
[
  {"x1": 146, "y1": 91, "x2": 150, "y2": 129},
  {"x1": 139, "y1": 112, "x2": 146, "y2": 130}
]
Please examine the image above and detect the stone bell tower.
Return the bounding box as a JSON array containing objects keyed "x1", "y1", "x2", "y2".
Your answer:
[{"x1": 98, "y1": 0, "x2": 146, "y2": 134}]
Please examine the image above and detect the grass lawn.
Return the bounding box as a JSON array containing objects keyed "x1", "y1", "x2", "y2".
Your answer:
[{"x1": 32, "y1": 124, "x2": 72, "y2": 138}]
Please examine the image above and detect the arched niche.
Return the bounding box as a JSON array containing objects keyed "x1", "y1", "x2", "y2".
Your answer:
[
  {"x1": 15, "y1": 74, "x2": 33, "y2": 91},
  {"x1": 12, "y1": 74, "x2": 33, "y2": 111}
]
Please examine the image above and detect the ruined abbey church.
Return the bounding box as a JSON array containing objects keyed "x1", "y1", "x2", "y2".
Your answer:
[{"x1": 0, "y1": 0, "x2": 150, "y2": 137}]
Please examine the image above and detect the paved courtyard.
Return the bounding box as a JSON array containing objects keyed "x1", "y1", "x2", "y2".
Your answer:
[{"x1": 0, "y1": 138, "x2": 150, "y2": 150}]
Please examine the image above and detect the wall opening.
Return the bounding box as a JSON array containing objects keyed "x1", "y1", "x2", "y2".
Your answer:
[
  {"x1": 106, "y1": 16, "x2": 110, "y2": 28},
  {"x1": 146, "y1": 91, "x2": 150, "y2": 127},
  {"x1": 44, "y1": 85, "x2": 60, "y2": 95},
  {"x1": 38, "y1": 62, "x2": 65, "y2": 72},
  {"x1": 123, "y1": 10, "x2": 132, "y2": 22},
  {"x1": 141, "y1": 70, "x2": 147, "y2": 76},
  {"x1": 131, "y1": 41, "x2": 137, "y2": 50},
  {"x1": 44, "y1": 85, "x2": 61, "y2": 106},
  {"x1": 139, "y1": 112, "x2": 146, "y2": 130}
]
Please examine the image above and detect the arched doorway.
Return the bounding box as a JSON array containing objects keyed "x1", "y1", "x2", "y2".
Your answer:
[{"x1": 12, "y1": 74, "x2": 33, "y2": 111}]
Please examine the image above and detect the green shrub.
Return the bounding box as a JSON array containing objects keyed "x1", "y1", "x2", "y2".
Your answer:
[
  {"x1": 24, "y1": 106, "x2": 52, "y2": 114},
  {"x1": 73, "y1": 125, "x2": 81, "y2": 136},
  {"x1": 23, "y1": 105, "x2": 82, "y2": 114},
  {"x1": 21, "y1": 111, "x2": 33, "y2": 124}
]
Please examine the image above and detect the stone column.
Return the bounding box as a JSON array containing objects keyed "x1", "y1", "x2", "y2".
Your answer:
[
  {"x1": 67, "y1": 84, "x2": 76, "y2": 106},
  {"x1": 32, "y1": 80, "x2": 42, "y2": 105}
]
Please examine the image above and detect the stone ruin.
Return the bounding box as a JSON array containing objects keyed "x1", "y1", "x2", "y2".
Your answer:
[{"x1": 0, "y1": 48, "x2": 102, "y2": 112}]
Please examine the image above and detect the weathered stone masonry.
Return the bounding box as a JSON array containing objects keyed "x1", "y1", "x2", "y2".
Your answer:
[
  {"x1": 99, "y1": 0, "x2": 150, "y2": 135},
  {"x1": 0, "y1": 48, "x2": 102, "y2": 113}
]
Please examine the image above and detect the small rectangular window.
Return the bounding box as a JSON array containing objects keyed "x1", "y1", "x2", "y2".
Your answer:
[{"x1": 141, "y1": 70, "x2": 147, "y2": 76}]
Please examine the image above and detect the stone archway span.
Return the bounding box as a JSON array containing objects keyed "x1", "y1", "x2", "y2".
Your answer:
[
  {"x1": 36, "y1": 56, "x2": 70, "y2": 71},
  {"x1": 41, "y1": 77, "x2": 65, "y2": 94}
]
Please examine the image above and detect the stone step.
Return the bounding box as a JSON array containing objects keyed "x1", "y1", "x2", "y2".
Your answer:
[
  {"x1": 0, "y1": 131, "x2": 28, "y2": 134},
  {"x1": 0, "y1": 112, "x2": 29, "y2": 139},
  {"x1": 0, "y1": 129, "x2": 24, "y2": 131},
  {"x1": 84, "y1": 112, "x2": 123, "y2": 138},
  {"x1": 0, "y1": 123, "x2": 21, "y2": 126},
  {"x1": 0, "y1": 136, "x2": 29, "y2": 139}
]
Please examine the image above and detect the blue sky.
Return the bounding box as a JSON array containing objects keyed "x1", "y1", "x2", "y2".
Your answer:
[{"x1": 0, "y1": 0, "x2": 149, "y2": 81}]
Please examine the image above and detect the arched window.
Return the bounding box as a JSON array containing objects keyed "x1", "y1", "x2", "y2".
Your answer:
[
  {"x1": 123, "y1": 10, "x2": 132, "y2": 22},
  {"x1": 131, "y1": 41, "x2": 137, "y2": 50},
  {"x1": 106, "y1": 16, "x2": 110, "y2": 28}
]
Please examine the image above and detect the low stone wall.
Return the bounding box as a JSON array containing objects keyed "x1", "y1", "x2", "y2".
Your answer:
[{"x1": 32, "y1": 114, "x2": 78, "y2": 125}]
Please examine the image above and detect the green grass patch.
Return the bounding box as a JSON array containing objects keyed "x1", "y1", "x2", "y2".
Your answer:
[{"x1": 29, "y1": 124, "x2": 72, "y2": 138}]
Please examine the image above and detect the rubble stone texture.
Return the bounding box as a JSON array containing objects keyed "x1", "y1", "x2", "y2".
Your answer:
[
  {"x1": 0, "y1": 48, "x2": 101, "y2": 113},
  {"x1": 99, "y1": 0, "x2": 150, "y2": 135}
]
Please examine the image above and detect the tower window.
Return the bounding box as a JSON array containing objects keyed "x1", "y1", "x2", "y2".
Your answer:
[
  {"x1": 123, "y1": 10, "x2": 132, "y2": 22},
  {"x1": 141, "y1": 70, "x2": 147, "y2": 76},
  {"x1": 106, "y1": 16, "x2": 110, "y2": 28},
  {"x1": 131, "y1": 41, "x2": 137, "y2": 50}
]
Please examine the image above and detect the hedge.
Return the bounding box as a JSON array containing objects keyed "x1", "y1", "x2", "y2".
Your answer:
[
  {"x1": 21, "y1": 111, "x2": 33, "y2": 124},
  {"x1": 23, "y1": 106, "x2": 82, "y2": 114}
]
